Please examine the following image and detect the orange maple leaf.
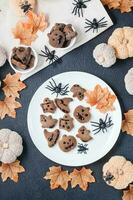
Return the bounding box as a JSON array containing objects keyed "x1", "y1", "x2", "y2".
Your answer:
[
  {"x1": 101, "y1": 0, "x2": 133, "y2": 13},
  {"x1": 85, "y1": 84, "x2": 116, "y2": 113},
  {"x1": 0, "y1": 97, "x2": 21, "y2": 119},
  {"x1": 12, "y1": 21, "x2": 37, "y2": 45},
  {"x1": 70, "y1": 167, "x2": 95, "y2": 191},
  {"x1": 2, "y1": 73, "x2": 26, "y2": 98},
  {"x1": 122, "y1": 109, "x2": 133, "y2": 136},
  {"x1": 44, "y1": 166, "x2": 71, "y2": 190},
  {"x1": 0, "y1": 160, "x2": 25, "y2": 183},
  {"x1": 12, "y1": 11, "x2": 48, "y2": 45},
  {"x1": 26, "y1": 11, "x2": 48, "y2": 34}
]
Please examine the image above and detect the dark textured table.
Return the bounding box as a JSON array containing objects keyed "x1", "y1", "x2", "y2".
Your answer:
[{"x1": 0, "y1": 8, "x2": 133, "y2": 200}]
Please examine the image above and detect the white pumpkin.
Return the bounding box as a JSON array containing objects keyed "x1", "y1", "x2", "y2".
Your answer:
[
  {"x1": 0, "y1": 46, "x2": 7, "y2": 67},
  {"x1": 124, "y1": 68, "x2": 133, "y2": 95},
  {"x1": 0, "y1": 129, "x2": 23, "y2": 164}
]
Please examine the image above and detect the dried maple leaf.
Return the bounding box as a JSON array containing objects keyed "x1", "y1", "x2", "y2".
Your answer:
[
  {"x1": 101, "y1": 0, "x2": 133, "y2": 13},
  {"x1": 70, "y1": 167, "x2": 95, "y2": 191},
  {"x1": 101, "y1": 0, "x2": 121, "y2": 9},
  {"x1": 122, "y1": 184, "x2": 133, "y2": 200},
  {"x1": 85, "y1": 84, "x2": 116, "y2": 113},
  {"x1": 12, "y1": 21, "x2": 37, "y2": 45},
  {"x1": 44, "y1": 166, "x2": 71, "y2": 190},
  {"x1": 2, "y1": 73, "x2": 26, "y2": 98},
  {"x1": 0, "y1": 97, "x2": 21, "y2": 119},
  {"x1": 120, "y1": 0, "x2": 133, "y2": 13},
  {"x1": 0, "y1": 160, "x2": 25, "y2": 183},
  {"x1": 122, "y1": 109, "x2": 133, "y2": 136},
  {"x1": 26, "y1": 11, "x2": 48, "y2": 34},
  {"x1": 12, "y1": 11, "x2": 47, "y2": 45}
]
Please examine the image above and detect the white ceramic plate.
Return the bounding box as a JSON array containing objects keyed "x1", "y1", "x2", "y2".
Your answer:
[{"x1": 27, "y1": 71, "x2": 122, "y2": 166}]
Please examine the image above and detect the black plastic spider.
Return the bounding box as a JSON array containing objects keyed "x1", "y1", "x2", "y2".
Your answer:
[
  {"x1": 77, "y1": 143, "x2": 89, "y2": 154},
  {"x1": 103, "y1": 171, "x2": 115, "y2": 184},
  {"x1": 45, "y1": 78, "x2": 69, "y2": 97},
  {"x1": 20, "y1": 1, "x2": 32, "y2": 13},
  {"x1": 39, "y1": 46, "x2": 62, "y2": 65},
  {"x1": 72, "y1": 0, "x2": 90, "y2": 17},
  {"x1": 91, "y1": 114, "x2": 113, "y2": 135},
  {"x1": 85, "y1": 17, "x2": 108, "y2": 33}
]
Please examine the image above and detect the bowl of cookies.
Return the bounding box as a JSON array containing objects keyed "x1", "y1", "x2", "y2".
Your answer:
[
  {"x1": 47, "y1": 23, "x2": 77, "y2": 50},
  {"x1": 9, "y1": 45, "x2": 38, "y2": 74}
]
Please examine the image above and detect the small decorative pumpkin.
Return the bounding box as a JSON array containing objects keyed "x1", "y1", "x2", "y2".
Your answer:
[
  {"x1": 93, "y1": 43, "x2": 116, "y2": 68},
  {"x1": 108, "y1": 27, "x2": 133, "y2": 59},
  {"x1": 0, "y1": 46, "x2": 7, "y2": 67},
  {"x1": 10, "y1": 0, "x2": 36, "y2": 17},
  {"x1": 124, "y1": 68, "x2": 133, "y2": 95},
  {"x1": 103, "y1": 156, "x2": 133, "y2": 190},
  {"x1": 0, "y1": 129, "x2": 23, "y2": 164}
]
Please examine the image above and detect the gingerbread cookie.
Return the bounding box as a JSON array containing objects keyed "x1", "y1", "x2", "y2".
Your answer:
[
  {"x1": 76, "y1": 126, "x2": 92, "y2": 142},
  {"x1": 41, "y1": 98, "x2": 56, "y2": 113},
  {"x1": 59, "y1": 135, "x2": 77, "y2": 152},
  {"x1": 59, "y1": 114, "x2": 74, "y2": 132},
  {"x1": 74, "y1": 105, "x2": 91, "y2": 123},
  {"x1": 70, "y1": 84, "x2": 86, "y2": 101},
  {"x1": 40, "y1": 115, "x2": 58, "y2": 128},
  {"x1": 64, "y1": 24, "x2": 77, "y2": 41},
  {"x1": 44, "y1": 129, "x2": 60, "y2": 147},
  {"x1": 48, "y1": 30, "x2": 66, "y2": 48},
  {"x1": 55, "y1": 97, "x2": 73, "y2": 113}
]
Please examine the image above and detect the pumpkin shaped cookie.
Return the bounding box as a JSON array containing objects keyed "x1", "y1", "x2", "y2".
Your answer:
[
  {"x1": 0, "y1": 129, "x2": 23, "y2": 164},
  {"x1": 103, "y1": 156, "x2": 133, "y2": 189},
  {"x1": 74, "y1": 105, "x2": 91, "y2": 123},
  {"x1": 10, "y1": 0, "x2": 36, "y2": 16},
  {"x1": 108, "y1": 27, "x2": 133, "y2": 59},
  {"x1": 59, "y1": 135, "x2": 77, "y2": 152}
]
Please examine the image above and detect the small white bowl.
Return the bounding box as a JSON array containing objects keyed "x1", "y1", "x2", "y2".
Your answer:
[
  {"x1": 9, "y1": 45, "x2": 38, "y2": 74},
  {"x1": 48, "y1": 24, "x2": 77, "y2": 50}
]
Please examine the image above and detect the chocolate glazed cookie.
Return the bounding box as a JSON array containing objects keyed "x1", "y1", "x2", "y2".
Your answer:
[{"x1": 74, "y1": 105, "x2": 91, "y2": 123}]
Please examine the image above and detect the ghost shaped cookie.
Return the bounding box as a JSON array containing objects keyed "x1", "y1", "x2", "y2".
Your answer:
[
  {"x1": 59, "y1": 114, "x2": 74, "y2": 132},
  {"x1": 44, "y1": 129, "x2": 60, "y2": 147},
  {"x1": 76, "y1": 126, "x2": 92, "y2": 142},
  {"x1": 55, "y1": 98, "x2": 73, "y2": 113},
  {"x1": 70, "y1": 84, "x2": 86, "y2": 101},
  {"x1": 41, "y1": 98, "x2": 56, "y2": 113},
  {"x1": 10, "y1": 0, "x2": 36, "y2": 17},
  {"x1": 59, "y1": 135, "x2": 77, "y2": 152},
  {"x1": 74, "y1": 105, "x2": 91, "y2": 123},
  {"x1": 40, "y1": 115, "x2": 58, "y2": 128}
]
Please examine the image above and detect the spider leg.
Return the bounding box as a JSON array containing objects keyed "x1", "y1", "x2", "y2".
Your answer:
[
  {"x1": 41, "y1": 50, "x2": 48, "y2": 56},
  {"x1": 45, "y1": 86, "x2": 54, "y2": 91},
  {"x1": 78, "y1": 8, "x2": 81, "y2": 17},
  {"x1": 85, "y1": 19, "x2": 93, "y2": 24},
  {"x1": 51, "y1": 78, "x2": 57, "y2": 87},
  {"x1": 73, "y1": 6, "x2": 77, "y2": 15},
  {"x1": 81, "y1": 7, "x2": 83, "y2": 17},
  {"x1": 39, "y1": 53, "x2": 47, "y2": 58},
  {"x1": 91, "y1": 121, "x2": 100, "y2": 125},
  {"x1": 104, "y1": 114, "x2": 108, "y2": 123},
  {"x1": 93, "y1": 128, "x2": 101, "y2": 135},
  {"x1": 84, "y1": 0, "x2": 91, "y2": 2},
  {"x1": 91, "y1": 125, "x2": 99, "y2": 128},
  {"x1": 98, "y1": 17, "x2": 105, "y2": 23},
  {"x1": 45, "y1": 46, "x2": 51, "y2": 54},
  {"x1": 61, "y1": 84, "x2": 69, "y2": 90},
  {"x1": 74, "y1": 0, "x2": 78, "y2": 3},
  {"x1": 85, "y1": 27, "x2": 93, "y2": 33}
]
